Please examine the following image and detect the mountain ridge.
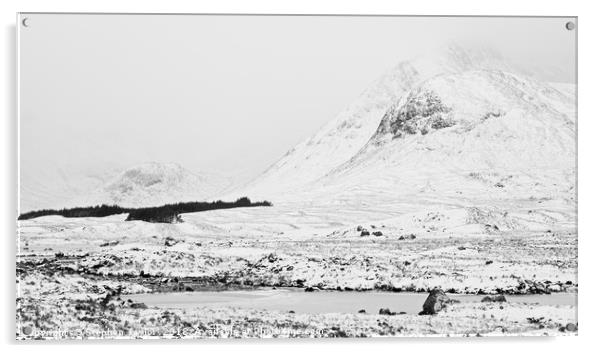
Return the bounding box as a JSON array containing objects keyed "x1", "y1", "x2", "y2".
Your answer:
[{"x1": 235, "y1": 46, "x2": 576, "y2": 204}]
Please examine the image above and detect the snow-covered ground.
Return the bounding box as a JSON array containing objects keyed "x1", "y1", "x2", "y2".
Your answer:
[{"x1": 17, "y1": 197, "x2": 577, "y2": 338}]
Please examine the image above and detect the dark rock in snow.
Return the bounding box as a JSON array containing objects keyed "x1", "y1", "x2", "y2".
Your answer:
[
  {"x1": 129, "y1": 302, "x2": 148, "y2": 309},
  {"x1": 419, "y1": 289, "x2": 455, "y2": 315},
  {"x1": 360, "y1": 230, "x2": 370, "y2": 237},
  {"x1": 164, "y1": 236, "x2": 179, "y2": 247},
  {"x1": 358, "y1": 309, "x2": 366, "y2": 314},
  {"x1": 378, "y1": 308, "x2": 405, "y2": 315},
  {"x1": 481, "y1": 294, "x2": 506, "y2": 303},
  {"x1": 378, "y1": 308, "x2": 393, "y2": 315},
  {"x1": 372, "y1": 231, "x2": 384, "y2": 237},
  {"x1": 565, "y1": 323, "x2": 577, "y2": 332},
  {"x1": 267, "y1": 253, "x2": 278, "y2": 263},
  {"x1": 485, "y1": 260, "x2": 494, "y2": 265}
]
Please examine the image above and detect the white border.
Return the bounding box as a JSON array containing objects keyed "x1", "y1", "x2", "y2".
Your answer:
[{"x1": 3, "y1": 0, "x2": 601, "y2": 352}]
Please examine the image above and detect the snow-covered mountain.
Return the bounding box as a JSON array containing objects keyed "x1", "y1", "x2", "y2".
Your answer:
[
  {"x1": 63, "y1": 163, "x2": 230, "y2": 209},
  {"x1": 317, "y1": 70, "x2": 575, "y2": 201},
  {"x1": 19, "y1": 163, "x2": 122, "y2": 212},
  {"x1": 237, "y1": 45, "x2": 576, "y2": 204}
]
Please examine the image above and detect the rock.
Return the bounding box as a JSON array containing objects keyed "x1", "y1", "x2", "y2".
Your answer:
[
  {"x1": 100, "y1": 240, "x2": 120, "y2": 247},
  {"x1": 267, "y1": 253, "x2": 278, "y2": 262},
  {"x1": 372, "y1": 231, "x2": 384, "y2": 237},
  {"x1": 356, "y1": 226, "x2": 364, "y2": 232},
  {"x1": 129, "y1": 302, "x2": 148, "y2": 309},
  {"x1": 378, "y1": 308, "x2": 393, "y2": 315},
  {"x1": 358, "y1": 309, "x2": 366, "y2": 314},
  {"x1": 548, "y1": 284, "x2": 562, "y2": 292},
  {"x1": 288, "y1": 310, "x2": 295, "y2": 314},
  {"x1": 304, "y1": 287, "x2": 316, "y2": 292},
  {"x1": 164, "y1": 236, "x2": 179, "y2": 247},
  {"x1": 485, "y1": 260, "x2": 494, "y2": 265},
  {"x1": 481, "y1": 294, "x2": 506, "y2": 303},
  {"x1": 565, "y1": 323, "x2": 577, "y2": 332},
  {"x1": 378, "y1": 308, "x2": 405, "y2": 315},
  {"x1": 419, "y1": 289, "x2": 454, "y2": 315},
  {"x1": 360, "y1": 230, "x2": 370, "y2": 237}
]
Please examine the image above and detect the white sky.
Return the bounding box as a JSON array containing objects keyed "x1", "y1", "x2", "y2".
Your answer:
[{"x1": 19, "y1": 14, "x2": 576, "y2": 180}]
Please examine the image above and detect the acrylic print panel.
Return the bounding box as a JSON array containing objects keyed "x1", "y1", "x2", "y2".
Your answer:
[{"x1": 17, "y1": 14, "x2": 577, "y2": 339}]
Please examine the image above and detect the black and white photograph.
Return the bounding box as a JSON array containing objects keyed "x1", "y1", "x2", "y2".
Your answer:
[{"x1": 15, "y1": 13, "x2": 577, "y2": 339}]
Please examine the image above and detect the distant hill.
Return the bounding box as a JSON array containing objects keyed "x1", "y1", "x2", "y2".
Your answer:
[{"x1": 66, "y1": 162, "x2": 231, "y2": 208}]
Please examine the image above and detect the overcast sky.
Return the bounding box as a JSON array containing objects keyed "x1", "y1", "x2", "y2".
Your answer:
[{"x1": 19, "y1": 14, "x2": 576, "y2": 180}]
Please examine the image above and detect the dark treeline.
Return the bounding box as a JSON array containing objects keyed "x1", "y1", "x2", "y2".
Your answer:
[
  {"x1": 17, "y1": 197, "x2": 273, "y2": 223},
  {"x1": 17, "y1": 204, "x2": 127, "y2": 221},
  {"x1": 125, "y1": 198, "x2": 272, "y2": 223}
]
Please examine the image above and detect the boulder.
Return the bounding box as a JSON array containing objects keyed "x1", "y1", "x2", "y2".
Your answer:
[
  {"x1": 481, "y1": 294, "x2": 506, "y2": 303},
  {"x1": 164, "y1": 236, "x2": 179, "y2": 247},
  {"x1": 419, "y1": 289, "x2": 454, "y2": 315},
  {"x1": 129, "y1": 302, "x2": 148, "y2": 309},
  {"x1": 372, "y1": 231, "x2": 384, "y2": 237},
  {"x1": 378, "y1": 308, "x2": 393, "y2": 315},
  {"x1": 360, "y1": 230, "x2": 370, "y2": 237}
]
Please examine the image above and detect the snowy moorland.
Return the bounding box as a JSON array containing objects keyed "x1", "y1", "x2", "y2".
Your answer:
[{"x1": 17, "y1": 45, "x2": 577, "y2": 338}]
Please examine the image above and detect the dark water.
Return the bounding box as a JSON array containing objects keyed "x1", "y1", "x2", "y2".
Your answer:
[{"x1": 126, "y1": 289, "x2": 577, "y2": 315}]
